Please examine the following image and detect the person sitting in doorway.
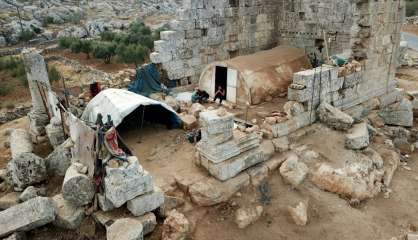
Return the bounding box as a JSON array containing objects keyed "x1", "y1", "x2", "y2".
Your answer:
[{"x1": 213, "y1": 86, "x2": 225, "y2": 104}]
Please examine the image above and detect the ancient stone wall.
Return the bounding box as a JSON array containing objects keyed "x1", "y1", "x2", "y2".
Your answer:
[{"x1": 150, "y1": 0, "x2": 405, "y2": 90}]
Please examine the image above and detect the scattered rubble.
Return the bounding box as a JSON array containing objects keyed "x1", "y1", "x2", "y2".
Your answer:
[
  {"x1": 345, "y1": 122, "x2": 370, "y2": 150},
  {"x1": 318, "y1": 102, "x2": 354, "y2": 130},
  {"x1": 234, "y1": 205, "x2": 264, "y2": 229},
  {"x1": 279, "y1": 154, "x2": 308, "y2": 188},
  {"x1": 288, "y1": 202, "x2": 308, "y2": 226},
  {"x1": 162, "y1": 210, "x2": 190, "y2": 240}
]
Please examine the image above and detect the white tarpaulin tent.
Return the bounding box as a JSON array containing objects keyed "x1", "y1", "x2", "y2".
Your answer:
[{"x1": 82, "y1": 88, "x2": 180, "y2": 127}]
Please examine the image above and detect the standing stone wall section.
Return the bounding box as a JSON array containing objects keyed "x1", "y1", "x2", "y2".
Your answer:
[{"x1": 150, "y1": 0, "x2": 405, "y2": 91}]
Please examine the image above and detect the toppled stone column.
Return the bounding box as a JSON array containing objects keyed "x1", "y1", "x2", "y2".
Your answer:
[
  {"x1": 0, "y1": 197, "x2": 56, "y2": 238},
  {"x1": 21, "y1": 48, "x2": 52, "y2": 139},
  {"x1": 62, "y1": 163, "x2": 95, "y2": 207},
  {"x1": 7, "y1": 153, "x2": 47, "y2": 190},
  {"x1": 9, "y1": 129, "x2": 33, "y2": 159}
]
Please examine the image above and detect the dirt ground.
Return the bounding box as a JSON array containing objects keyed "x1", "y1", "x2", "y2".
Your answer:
[{"x1": 116, "y1": 120, "x2": 418, "y2": 240}]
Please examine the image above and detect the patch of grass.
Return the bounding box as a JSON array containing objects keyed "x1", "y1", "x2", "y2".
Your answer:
[
  {"x1": 406, "y1": 0, "x2": 418, "y2": 17},
  {"x1": 0, "y1": 84, "x2": 14, "y2": 97},
  {"x1": 48, "y1": 66, "x2": 61, "y2": 82},
  {"x1": 18, "y1": 29, "x2": 35, "y2": 42}
]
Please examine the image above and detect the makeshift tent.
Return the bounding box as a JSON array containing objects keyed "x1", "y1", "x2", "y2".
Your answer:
[
  {"x1": 81, "y1": 88, "x2": 181, "y2": 128},
  {"x1": 128, "y1": 63, "x2": 162, "y2": 96},
  {"x1": 199, "y1": 46, "x2": 312, "y2": 105}
]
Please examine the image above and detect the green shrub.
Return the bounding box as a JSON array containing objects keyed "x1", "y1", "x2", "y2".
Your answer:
[
  {"x1": 0, "y1": 84, "x2": 13, "y2": 97},
  {"x1": 43, "y1": 16, "x2": 55, "y2": 26},
  {"x1": 48, "y1": 66, "x2": 61, "y2": 82},
  {"x1": 93, "y1": 42, "x2": 116, "y2": 64},
  {"x1": 406, "y1": 0, "x2": 418, "y2": 17},
  {"x1": 116, "y1": 44, "x2": 147, "y2": 67},
  {"x1": 18, "y1": 29, "x2": 35, "y2": 42},
  {"x1": 58, "y1": 37, "x2": 77, "y2": 49},
  {"x1": 70, "y1": 39, "x2": 83, "y2": 53},
  {"x1": 100, "y1": 30, "x2": 117, "y2": 42}
]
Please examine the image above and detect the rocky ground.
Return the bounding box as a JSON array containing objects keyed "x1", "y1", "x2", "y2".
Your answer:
[{"x1": 0, "y1": 0, "x2": 182, "y2": 47}]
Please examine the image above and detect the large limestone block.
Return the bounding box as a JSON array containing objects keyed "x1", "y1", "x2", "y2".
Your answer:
[
  {"x1": 62, "y1": 163, "x2": 95, "y2": 207},
  {"x1": 318, "y1": 102, "x2": 354, "y2": 130},
  {"x1": 104, "y1": 157, "x2": 154, "y2": 208},
  {"x1": 199, "y1": 109, "x2": 234, "y2": 136},
  {"x1": 0, "y1": 197, "x2": 56, "y2": 238},
  {"x1": 7, "y1": 153, "x2": 47, "y2": 190},
  {"x1": 379, "y1": 99, "x2": 413, "y2": 127},
  {"x1": 189, "y1": 173, "x2": 249, "y2": 206},
  {"x1": 127, "y1": 187, "x2": 164, "y2": 217},
  {"x1": 52, "y1": 194, "x2": 85, "y2": 230},
  {"x1": 199, "y1": 147, "x2": 266, "y2": 181},
  {"x1": 107, "y1": 218, "x2": 143, "y2": 240},
  {"x1": 45, "y1": 139, "x2": 72, "y2": 177},
  {"x1": 9, "y1": 129, "x2": 33, "y2": 159},
  {"x1": 345, "y1": 122, "x2": 370, "y2": 150}
]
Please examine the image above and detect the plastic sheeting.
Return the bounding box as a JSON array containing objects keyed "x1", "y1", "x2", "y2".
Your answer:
[
  {"x1": 128, "y1": 63, "x2": 162, "y2": 96},
  {"x1": 81, "y1": 88, "x2": 181, "y2": 128}
]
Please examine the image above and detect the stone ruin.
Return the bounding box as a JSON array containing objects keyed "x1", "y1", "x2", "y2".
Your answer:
[{"x1": 0, "y1": 49, "x2": 164, "y2": 239}]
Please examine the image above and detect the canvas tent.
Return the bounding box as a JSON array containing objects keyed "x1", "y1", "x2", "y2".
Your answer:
[
  {"x1": 81, "y1": 88, "x2": 181, "y2": 128},
  {"x1": 199, "y1": 46, "x2": 312, "y2": 105},
  {"x1": 128, "y1": 63, "x2": 162, "y2": 96}
]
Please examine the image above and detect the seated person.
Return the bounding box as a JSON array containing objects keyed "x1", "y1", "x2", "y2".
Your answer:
[
  {"x1": 191, "y1": 88, "x2": 200, "y2": 103},
  {"x1": 192, "y1": 88, "x2": 210, "y2": 104},
  {"x1": 213, "y1": 86, "x2": 225, "y2": 104}
]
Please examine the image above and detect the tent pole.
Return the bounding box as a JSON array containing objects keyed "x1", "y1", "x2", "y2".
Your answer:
[{"x1": 138, "y1": 105, "x2": 145, "y2": 143}]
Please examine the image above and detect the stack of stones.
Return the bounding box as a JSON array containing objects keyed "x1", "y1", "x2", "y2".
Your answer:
[
  {"x1": 98, "y1": 156, "x2": 164, "y2": 218},
  {"x1": 195, "y1": 109, "x2": 266, "y2": 181}
]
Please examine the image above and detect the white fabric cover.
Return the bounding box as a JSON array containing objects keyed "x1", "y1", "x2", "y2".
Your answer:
[{"x1": 81, "y1": 88, "x2": 178, "y2": 127}]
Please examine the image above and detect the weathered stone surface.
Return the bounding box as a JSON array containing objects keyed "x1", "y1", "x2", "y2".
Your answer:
[
  {"x1": 127, "y1": 187, "x2": 164, "y2": 217},
  {"x1": 345, "y1": 122, "x2": 370, "y2": 150},
  {"x1": 0, "y1": 192, "x2": 20, "y2": 210},
  {"x1": 62, "y1": 163, "x2": 95, "y2": 207},
  {"x1": 189, "y1": 173, "x2": 249, "y2": 206},
  {"x1": 52, "y1": 194, "x2": 85, "y2": 230},
  {"x1": 288, "y1": 202, "x2": 308, "y2": 226},
  {"x1": 158, "y1": 196, "x2": 185, "y2": 217},
  {"x1": 45, "y1": 139, "x2": 72, "y2": 176},
  {"x1": 104, "y1": 157, "x2": 153, "y2": 208},
  {"x1": 279, "y1": 154, "x2": 308, "y2": 187},
  {"x1": 45, "y1": 117, "x2": 65, "y2": 148},
  {"x1": 162, "y1": 210, "x2": 190, "y2": 240},
  {"x1": 189, "y1": 103, "x2": 205, "y2": 118},
  {"x1": 9, "y1": 129, "x2": 33, "y2": 159},
  {"x1": 0, "y1": 197, "x2": 56, "y2": 238},
  {"x1": 2, "y1": 232, "x2": 26, "y2": 240},
  {"x1": 264, "y1": 154, "x2": 288, "y2": 172},
  {"x1": 199, "y1": 147, "x2": 265, "y2": 181},
  {"x1": 136, "y1": 213, "x2": 157, "y2": 236},
  {"x1": 311, "y1": 149, "x2": 385, "y2": 201},
  {"x1": 283, "y1": 101, "x2": 305, "y2": 118},
  {"x1": 19, "y1": 186, "x2": 45, "y2": 202},
  {"x1": 247, "y1": 165, "x2": 269, "y2": 186},
  {"x1": 179, "y1": 114, "x2": 197, "y2": 130},
  {"x1": 318, "y1": 102, "x2": 354, "y2": 130},
  {"x1": 97, "y1": 194, "x2": 115, "y2": 212},
  {"x1": 107, "y1": 218, "x2": 143, "y2": 240},
  {"x1": 234, "y1": 205, "x2": 263, "y2": 229},
  {"x1": 374, "y1": 146, "x2": 400, "y2": 187},
  {"x1": 7, "y1": 153, "x2": 47, "y2": 190},
  {"x1": 272, "y1": 137, "x2": 289, "y2": 153},
  {"x1": 379, "y1": 99, "x2": 413, "y2": 127}
]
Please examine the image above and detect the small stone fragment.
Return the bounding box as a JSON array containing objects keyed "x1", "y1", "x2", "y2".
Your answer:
[
  {"x1": 318, "y1": 102, "x2": 354, "y2": 130},
  {"x1": 279, "y1": 154, "x2": 308, "y2": 187},
  {"x1": 162, "y1": 209, "x2": 190, "y2": 240},
  {"x1": 234, "y1": 205, "x2": 263, "y2": 229},
  {"x1": 288, "y1": 202, "x2": 308, "y2": 226},
  {"x1": 345, "y1": 122, "x2": 370, "y2": 150}
]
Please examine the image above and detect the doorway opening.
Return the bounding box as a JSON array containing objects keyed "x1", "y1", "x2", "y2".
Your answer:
[{"x1": 215, "y1": 66, "x2": 228, "y2": 97}]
